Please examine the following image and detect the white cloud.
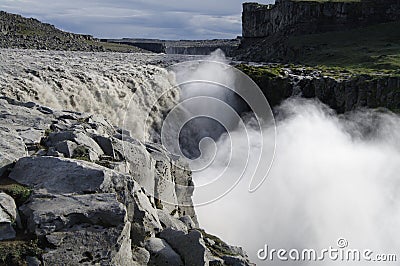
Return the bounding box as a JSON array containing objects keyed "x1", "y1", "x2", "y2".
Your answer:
[{"x1": 0, "y1": 0, "x2": 274, "y2": 39}]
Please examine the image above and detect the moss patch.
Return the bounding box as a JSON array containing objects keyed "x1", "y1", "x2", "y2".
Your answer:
[
  {"x1": 0, "y1": 239, "x2": 43, "y2": 266},
  {"x1": 236, "y1": 64, "x2": 284, "y2": 80},
  {"x1": 72, "y1": 146, "x2": 91, "y2": 162},
  {"x1": 285, "y1": 22, "x2": 400, "y2": 73},
  {"x1": 0, "y1": 179, "x2": 31, "y2": 206}
]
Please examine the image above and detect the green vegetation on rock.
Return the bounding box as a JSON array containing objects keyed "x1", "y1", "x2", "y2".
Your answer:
[
  {"x1": 286, "y1": 22, "x2": 400, "y2": 73},
  {"x1": 0, "y1": 240, "x2": 43, "y2": 266},
  {"x1": 72, "y1": 146, "x2": 91, "y2": 162},
  {"x1": 0, "y1": 179, "x2": 31, "y2": 206}
]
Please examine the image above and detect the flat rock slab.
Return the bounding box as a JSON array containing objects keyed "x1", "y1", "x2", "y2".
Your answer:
[
  {"x1": 21, "y1": 193, "x2": 126, "y2": 236},
  {"x1": 9, "y1": 156, "x2": 114, "y2": 194},
  {"x1": 43, "y1": 222, "x2": 133, "y2": 266}
]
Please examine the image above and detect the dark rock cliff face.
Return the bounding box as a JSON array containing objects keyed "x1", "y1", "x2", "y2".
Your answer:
[
  {"x1": 237, "y1": 65, "x2": 400, "y2": 113},
  {"x1": 106, "y1": 38, "x2": 241, "y2": 56},
  {"x1": 242, "y1": 0, "x2": 400, "y2": 39}
]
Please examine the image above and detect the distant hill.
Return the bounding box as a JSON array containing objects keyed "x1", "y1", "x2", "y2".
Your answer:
[{"x1": 0, "y1": 11, "x2": 146, "y2": 53}]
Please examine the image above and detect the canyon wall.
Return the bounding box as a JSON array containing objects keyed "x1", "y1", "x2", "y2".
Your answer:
[
  {"x1": 237, "y1": 65, "x2": 400, "y2": 114},
  {"x1": 242, "y1": 0, "x2": 400, "y2": 39}
]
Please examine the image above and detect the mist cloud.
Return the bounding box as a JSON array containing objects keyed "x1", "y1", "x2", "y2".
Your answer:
[{"x1": 195, "y1": 98, "x2": 400, "y2": 265}]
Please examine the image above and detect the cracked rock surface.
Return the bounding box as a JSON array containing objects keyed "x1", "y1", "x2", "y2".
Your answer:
[{"x1": 0, "y1": 97, "x2": 254, "y2": 265}]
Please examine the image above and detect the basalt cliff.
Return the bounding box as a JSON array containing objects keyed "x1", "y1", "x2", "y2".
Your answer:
[
  {"x1": 236, "y1": 0, "x2": 400, "y2": 113},
  {"x1": 238, "y1": 0, "x2": 400, "y2": 62}
]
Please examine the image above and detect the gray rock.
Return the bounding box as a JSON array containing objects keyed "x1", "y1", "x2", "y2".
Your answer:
[
  {"x1": 26, "y1": 256, "x2": 41, "y2": 266},
  {"x1": 179, "y1": 215, "x2": 196, "y2": 230},
  {"x1": 0, "y1": 127, "x2": 27, "y2": 176},
  {"x1": 55, "y1": 140, "x2": 77, "y2": 157},
  {"x1": 145, "y1": 237, "x2": 184, "y2": 266},
  {"x1": 0, "y1": 192, "x2": 18, "y2": 240},
  {"x1": 113, "y1": 138, "x2": 155, "y2": 195},
  {"x1": 157, "y1": 209, "x2": 188, "y2": 233},
  {"x1": 46, "y1": 147, "x2": 63, "y2": 157},
  {"x1": 159, "y1": 228, "x2": 208, "y2": 266},
  {"x1": 9, "y1": 156, "x2": 114, "y2": 194},
  {"x1": 10, "y1": 156, "x2": 162, "y2": 245},
  {"x1": 74, "y1": 132, "x2": 104, "y2": 156},
  {"x1": 149, "y1": 146, "x2": 179, "y2": 212},
  {"x1": 93, "y1": 135, "x2": 114, "y2": 157},
  {"x1": 18, "y1": 128, "x2": 44, "y2": 146},
  {"x1": 43, "y1": 222, "x2": 133, "y2": 266},
  {"x1": 46, "y1": 130, "x2": 103, "y2": 160},
  {"x1": 173, "y1": 160, "x2": 198, "y2": 226},
  {"x1": 222, "y1": 255, "x2": 253, "y2": 266},
  {"x1": 20, "y1": 193, "x2": 127, "y2": 236},
  {"x1": 86, "y1": 114, "x2": 116, "y2": 137},
  {"x1": 18, "y1": 190, "x2": 132, "y2": 266},
  {"x1": 132, "y1": 246, "x2": 150, "y2": 266},
  {"x1": 0, "y1": 98, "x2": 53, "y2": 133},
  {"x1": 45, "y1": 131, "x2": 75, "y2": 145},
  {"x1": 130, "y1": 184, "x2": 163, "y2": 245}
]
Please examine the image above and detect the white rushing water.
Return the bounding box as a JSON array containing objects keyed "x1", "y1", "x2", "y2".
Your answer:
[{"x1": 0, "y1": 49, "x2": 200, "y2": 140}]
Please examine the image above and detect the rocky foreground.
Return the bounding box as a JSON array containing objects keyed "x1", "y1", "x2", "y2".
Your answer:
[{"x1": 0, "y1": 95, "x2": 253, "y2": 265}]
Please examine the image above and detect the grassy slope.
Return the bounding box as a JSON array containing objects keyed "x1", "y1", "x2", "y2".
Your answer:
[{"x1": 285, "y1": 21, "x2": 400, "y2": 74}]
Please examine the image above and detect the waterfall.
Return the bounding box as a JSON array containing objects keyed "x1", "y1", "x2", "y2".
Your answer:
[{"x1": 0, "y1": 49, "x2": 179, "y2": 140}]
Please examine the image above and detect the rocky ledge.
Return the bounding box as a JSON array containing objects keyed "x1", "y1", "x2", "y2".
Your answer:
[
  {"x1": 237, "y1": 64, "x2": 400, "y2": 113},
  {"x1": 0, "y1": 97, "x2": 253, "y2": 266}
]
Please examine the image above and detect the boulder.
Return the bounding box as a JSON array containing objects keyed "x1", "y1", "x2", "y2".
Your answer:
[
  {"x1": 20, "y1": 193, "x2": 127, "y2": 236},
  {"x1": 159, "y1": 228, "x2": 208, "y2": 266},
  {"x1": 45, "y1": 130, "x2": 103, "y2": 160},
  {"x1": 145, "y1": 237, "x2": 184, "y2": 266},
  {"x1": 93, "y1": 135, "x2": 114, "y2": 157},
  {"x1": 130, "y1": 184, "x2": 163, "y2": 245},
  {"x1": 157, "y1": 209, "x2": 188, "y2": 233},
  {"x1": 55, "y1": 140, "x2": 77, "y2": 158},
  {"x1": 18, "y1": 128, "x2": 44, "y2": 147},
  {"x1": 0, "y1": 192, "x2": 18, "y2": 240},
  {"x1": 42, "y1": 222, "x2": 133, "y2": 266},
  {"x1": 9, "y1": 156, "x2": 114, "y2": 194},
  {"x1": 0, "y1": 127, "x2": 27, "y2": 176},
  {"x1": 19, "y1": 191, "x2": 132, "y2": 265},
  {"x1": 179, "y1": 215, "x2": 196, "y2": 230},
  {"x1": 132, "y1": 247, "x2": 150, "y2": 266},
  {"x1": 0, "y1": 99, "x2": 53, "y2": 133}
]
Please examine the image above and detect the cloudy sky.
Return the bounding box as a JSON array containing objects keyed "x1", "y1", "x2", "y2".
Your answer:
[{"x1": 0, "y1": 0, "x2": 273, "y2": 40}]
